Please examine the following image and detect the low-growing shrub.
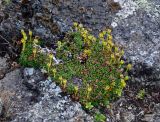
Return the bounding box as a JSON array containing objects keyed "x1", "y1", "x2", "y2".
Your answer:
[
  {"x1": 54, "y1": 23, "x2": 131, "y2": 107},
  {"x1": 19, "y1": 23, "x2": 132, "y2": 121}
]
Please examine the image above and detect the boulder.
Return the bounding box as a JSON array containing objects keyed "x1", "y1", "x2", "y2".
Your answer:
[{"x1": 112, "y1": 0, "x2": 160, "y2": 86}]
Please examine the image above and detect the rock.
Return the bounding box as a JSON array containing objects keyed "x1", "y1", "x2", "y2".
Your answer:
[
  {"x1": 154, "y1": 116, "x2": 160, "y2": 122},
  {"x1": 0, "y1": 56, "x2": 8, "y2": 80},
  {"x1": 128, "y1": 106, "x2": 132, "y2": 110},
  {"x1": 0, "y1": 58, "x2": 93, "y2": 121},
  {"x1": 153, "y1": 104, "x2": 160, "y2": 122},
  {"x1": 0, "y1": 98, "x2": 3, "y2": 116},
  {"x1": 0, "y1": 61, "x2": 39, "y2": 121},
  {"x1": 24, "y1": 68, "x2": 35, "y2": 76},
  {"x1": 0, "y1": 56, "x2": 8, "y2": 70},
  {"x1": 0, "y1": 0, "x2": 113, "y2": 47},
  {"x1": 141, "y1": 104, "x2": 160, "y2": 122},
  {"x1": 0, "y1": 70, "x2": 5, "y2": 80},
  {"x1": 116, "y1": 111, "x2": 121, "y2": 121},
  {"x1": 112, "y1": 0, "x2": 160, "y2": 86},
  {"x1": 121, "y1": 111, "x2": 135, "y2": 122},
  {"x1": 142, "y1": 114, "x2": 155, "y2": 122},
  {"x1": 23, "y1": 68, "x2": 43, "y2": 91},
  {"x1": 11, "y1": 76, "x2": 93, "y2": 122}
]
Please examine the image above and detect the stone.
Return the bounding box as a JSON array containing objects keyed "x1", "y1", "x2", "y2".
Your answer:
[
  {"x1": 11, "y1": 75, "x2": 93, "y2": 122},
  {"x1": 142, "y1": 114, "x2": 155, "y2": 122},
  {"x1": 0, "y1": 70, "x2": 5, "y2": 80},
  {"x1": 24, "y1": 68, "x2": 35, "y2": 76},
  {"x1": 121, "y1": 111, "x2": 135, "y2": 122},
  {"x1": 0, "y1": 56, "x2": 7, "y2": 70},
  {"x1": 112, "y1": 0, "x2": 160, "y2": 86},
  {"x1": 0, "y1": 98, "x2": 3, "y2": 116},
  {"x1": 0, "y1": 57, "x2": 93, "y2": 121},
  {"x1": 153, "y1": 104, "x2": 160, "y2": 122}
]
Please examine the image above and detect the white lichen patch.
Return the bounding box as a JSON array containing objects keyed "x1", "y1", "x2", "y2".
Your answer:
[
  {"x1": 111, "y1": 0, "x2": 138, "y2": 27},
  {"x1": 114, "y1": 0, "x2": 138, "y2": 19},
  {"x1": 135, "y1": 0, "x2": 160, "y2": 18},
  {"x1": 113, "y1": 0, "x2": 159, "y2": 21},
  {"x1": 135, "y1": 0, "x2": 152, "y2": 11}
]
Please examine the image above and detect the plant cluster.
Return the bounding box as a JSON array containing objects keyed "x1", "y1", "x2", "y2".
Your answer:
[
  {"x1": 19, "y1": 30, "x2": 41, "y2": 67},
  {"x1": 19, "y1": 29, "x2": 54, "y2": 69},
  {"x1": 136, "y1": 89, "x2": 145, "y2": 99},
  {"x1": 55, "y1": 23, "x2": 131, "y2": 106},
  {"x1": 19, "y1": 23, "x2": 132, "y2": 121}
]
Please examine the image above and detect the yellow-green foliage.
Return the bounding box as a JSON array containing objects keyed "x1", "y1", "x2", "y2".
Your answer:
[
  {"x1": 136, "y1": 89, "x2": 145, "y2": 99},
  {"x1": 19, "y1": 30, "x2": 46, "y2": 68},
  {"x1": 55, "y1": 23, "x2": 131, "y2": 107},
  {"x1": 19, "y1": 23, "x2": 132, "y2": 111}
]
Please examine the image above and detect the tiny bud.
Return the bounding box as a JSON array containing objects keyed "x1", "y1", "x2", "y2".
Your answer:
[
  {"x1": 120, "y1": 60, "x2": 124, "y2": 65},
  {"x1": 107, "y1": 29, "x2": 112, "y2": 33},
  {"x1": 74, "y1": 86, "x2": 79, "y2": 93},
  {"x1": 88, "y1": 35, "x2": 92, "y2": 40},
  {"x1": 102, "y1": 31, "x2": 107, "y2": 35},
  {"x1": 121, "y1": 79, "x2": 126, "y2": 87},
  {"x1": 124, "y1": 76, "x2": 129, "y2": 81},
  {"x1": 120, "y1": 74, "x2": 124, "y2": 78},
  {"x1": 99, "y1": 32, "x2": 104, "y2": 38},
  {"x1": 87, "y1": 86, "x2": 92, "y2": 92},
  {"x1": 52, "y1": 69, "x2": 56, "y2": 73},
  {"x1": 73, "y1": 22, "x2": 78, "y2": 27},
  {"x1": 33, "y1": 48, "x2": 37, "y2": 54},
  {"x1": 114, "y1": 47, "x2": 119, "y2": 52},
  {"x1": 29, "y1": 30, "x2": 32, "y2": 36},
  {"x1": 111, "y1": 54, "x2": 115, "y2": 59},
  {"x1": 59, "y1": 76, "x2": 63, "y2": 81},
  {"x1": 33, "y1": 39, "x2": 38, "y2": 44},
  {"x1": 21, "y1": 38, "x2": 25, "y2": 43},
  {"x1": 127, "y1": 64, "x2": 132, "y2": 70},
  {"x1": 49, "y1": 53, "x2": 53, "y2": 59},
  {"x1": 79, "y1": 24, "x2": 83, "y2": 28}
]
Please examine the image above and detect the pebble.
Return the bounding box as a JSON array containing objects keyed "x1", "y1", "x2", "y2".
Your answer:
[
  {"x1": 0, "y1": 69, "x2": 5, "y2": 80},
  {"x1": 24, "y1": 68, "x2": 34, "y2": 76},
  {"x1": 0, "y1": 98, "x2": 3, "y2": 116}
]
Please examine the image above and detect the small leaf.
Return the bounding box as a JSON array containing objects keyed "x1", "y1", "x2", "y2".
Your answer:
[
  {"x1": 94, "y1": 112, "x2": 106, "y2": 122},
  {"x1": 85, "y1": 102, "x2": 94, "y2": 110}
]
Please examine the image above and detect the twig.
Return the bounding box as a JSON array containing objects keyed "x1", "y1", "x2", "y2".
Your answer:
[
  {"x1": 0, "y1": 34, "x2": 16, "y2": 50},
  {"x1": 0, "y1": 34, "x2": 18, "y2": 57}
]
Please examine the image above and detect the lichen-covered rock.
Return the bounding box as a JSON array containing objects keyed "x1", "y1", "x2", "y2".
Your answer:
[
  {"x1": 121, "y1": 111, "x2": 135, "y2": 122},
  {"x1": 142, "y1": 103, "x2": 160, "y2": 122},
  {"x1": 11, "y1": 69, "x2": 93, "y2": 122},
  {"x1": 0, "y1": 58, "x2": 93, "y2": 122},
  {"x1": 112, "y1": 0, "x2": 160, "y2": 86},
  {"x1": 24, "y1": 68, "x2": 35, "y2": 76}
]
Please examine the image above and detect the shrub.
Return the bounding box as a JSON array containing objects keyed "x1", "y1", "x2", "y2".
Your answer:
[
  {"x1": 54, "y1": 23, "x2": 131, "y2": 107},
  {"x1": 19, "y1": 23, "x2": 132, "y2": 121},
  {"x1": 19, "y1": 30, "x2": 49, "y2": 68}
]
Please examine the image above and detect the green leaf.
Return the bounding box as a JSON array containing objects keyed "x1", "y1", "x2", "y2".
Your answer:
[
  {"x1": 94, "y1": 112, "x2": 106, "y2": 122},
  {"x1": 103, "y1": 100, "x2": 109, "y2": 107},
  {"x1": 85, "y1": 102, "x2": 94, "y2": 110}
]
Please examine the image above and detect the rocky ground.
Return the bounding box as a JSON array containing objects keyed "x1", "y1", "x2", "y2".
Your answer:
[
  {"x1": 0, "y1": 56, "x2": 93, "y2": 122},
  {"x1": 0, "y1": 0, "x2": 160, "y2": 122},
  {"x1": 0, "y1": 55, "x2": 160, "y2": 122}
]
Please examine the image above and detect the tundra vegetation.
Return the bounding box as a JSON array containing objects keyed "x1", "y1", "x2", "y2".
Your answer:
[{"x1": 19, "y1": 23, "x2": 132, "y2": 121}]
